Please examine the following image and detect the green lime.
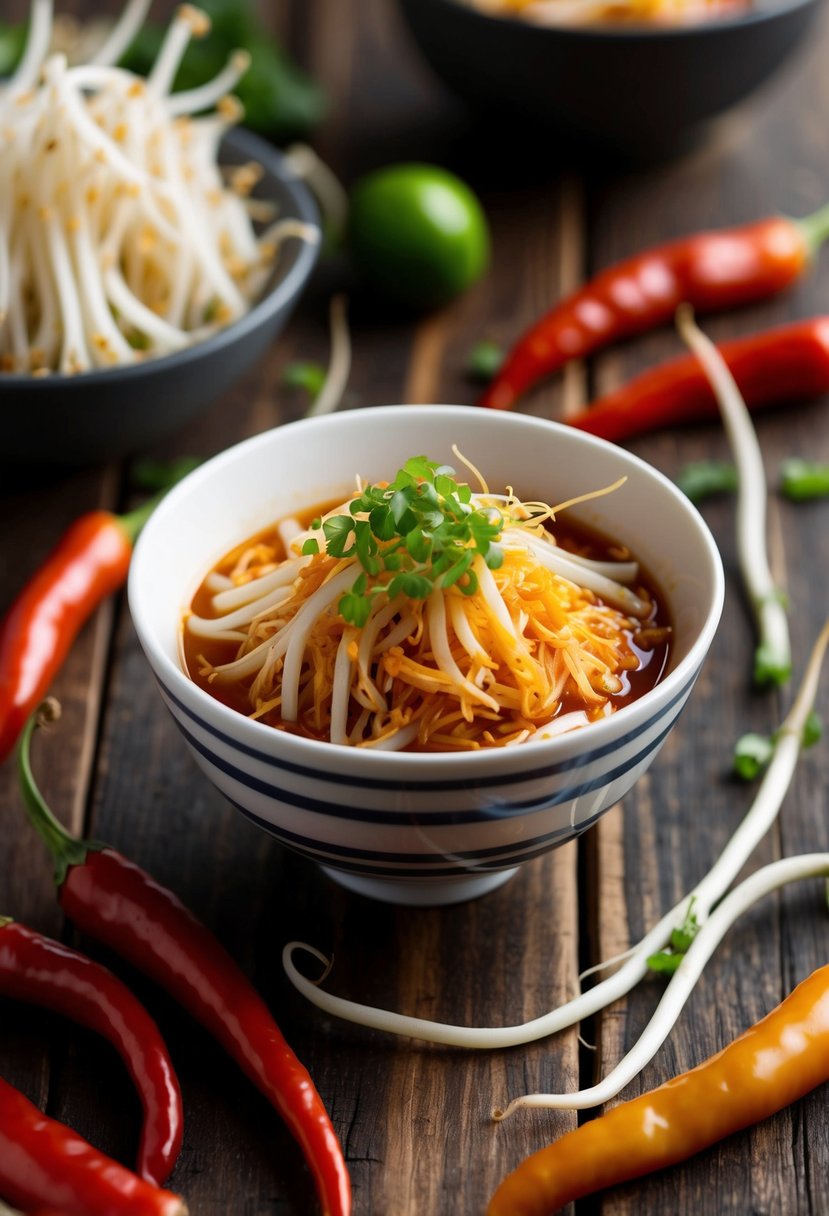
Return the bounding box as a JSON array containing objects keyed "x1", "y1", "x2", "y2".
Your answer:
[{"x1": 348, "y1": 164, "x2": 490, "y2": 311}]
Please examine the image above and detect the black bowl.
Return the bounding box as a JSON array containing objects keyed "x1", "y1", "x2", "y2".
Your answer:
[
  {"x1": 0, "y1": 127, "x2": 320, "y2": 466},
  {"x1": 396, "y1": 0, "x2": 820, "y2": 159}
]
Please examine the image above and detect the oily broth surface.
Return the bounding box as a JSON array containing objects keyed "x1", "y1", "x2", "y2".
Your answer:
[{"x1": 181, "y1": 499, "x2": 673, "y2": 747}]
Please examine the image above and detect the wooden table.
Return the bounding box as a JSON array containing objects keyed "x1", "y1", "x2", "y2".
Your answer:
[{"x1": 3, "y1": 2, "x2": 829, "y2": 1213}]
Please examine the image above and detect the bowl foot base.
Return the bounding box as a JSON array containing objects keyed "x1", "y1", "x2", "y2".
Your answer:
[{"x1": 320, "y1": 865, "x2": 519, "y2": 906}]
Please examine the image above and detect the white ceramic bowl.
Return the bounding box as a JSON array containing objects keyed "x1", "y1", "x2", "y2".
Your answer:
[{"x1": 128, "y1": 405, "x2": 724, "y2": 906}]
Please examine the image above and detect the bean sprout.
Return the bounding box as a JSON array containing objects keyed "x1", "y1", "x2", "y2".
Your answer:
[
  {"x1": 0, "y1": 2, "x2": 320, "y2": 374},
  {"x1": 677, "y1": 307, "x2": 791, "y2": 685},
  {"x1": 282, "y1": 619, "x2": 828, "y2": 1053}
]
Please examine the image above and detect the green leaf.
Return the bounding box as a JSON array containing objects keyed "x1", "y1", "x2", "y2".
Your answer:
[
  {"x1": 389, "y1": 572, "x2": 433, "y2": 601},
  {"x1": 301, "y1": 538, "x2": 320, "y2": 556},
  {"x1": 803, "y1": 710, "x2": 823, "y2": 749},
  {"x1": 466, "y1": 340, "x2": 505, "y2": 383},
  {"x1": 733, "y1": 732, "x2": 774, "y2": 781},
  {"x1": 323, "y1": 514, "x2": 355, "y2": 556},
  {"x1": 753, "y1": 640, "x2": 792, "y2": 688},
  {"x1": 646, "y1": 949, "x2": 684, "y2": 974},
  {"x1": 779, "y1": 458, "x2": 829, "y2": 501},
  {"x1": 281, "y1": 361, "x2": 327, "y2": 400},
  {"x1": 676, "y1": 460, "x2": 738, "y2": 504}
]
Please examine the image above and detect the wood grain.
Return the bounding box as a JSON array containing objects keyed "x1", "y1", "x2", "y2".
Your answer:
[{"x1": 1, "y1": 0, "x2": 829, "y2": 1213}]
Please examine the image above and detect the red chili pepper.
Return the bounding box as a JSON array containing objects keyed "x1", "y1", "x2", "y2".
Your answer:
[
  {"x1": 0, "y1": 1073, "x2": 187, "y2": 1216},
  {"x1": 487, "y1": 962, "x2": 829, "y2": 1216},
  {"x1": 0, "y1": 462, "x2": 198, "y2": 766},
  {"x1": 0, "y1": 918, "x2": 183, "y2": 1187},
  {"x1": 568, "y1": 316, "x2": 829, "y2": 442},
  {"x1": 19, "y1": 704, "x2": 351, "y2": 1216},
  {"x1": 479, "y1": 204, "x2": 829, "y2": 411}
]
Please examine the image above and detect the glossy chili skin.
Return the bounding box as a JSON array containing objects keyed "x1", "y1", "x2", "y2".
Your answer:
[
  {"x1": 53, "y1": 847, "x2": 351, "y2": 1216},
  {"x1": 487, "y1": 963, "x2": 829, "y2": 1216},
  {"x1": 569, "y1": 316, "x2": 829, "y2": 442},
  {"x1": 0, "y1": 920, "x2": 183, "y2": 1188},
  {"x1": 0, "y1": 1074, "x2": 186, "y2": 1216},
  {"x1": 0, "y1": 511, "x2": 133, "y2": 763},
  {"x1": 479, "y1": 217, "x2": 810, "y2": 411},
  {"x1": 0, "y1": 465, "x2": 195, "y2": 766}
]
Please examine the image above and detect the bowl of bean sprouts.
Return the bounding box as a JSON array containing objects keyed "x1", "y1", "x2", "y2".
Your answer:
[
  {"x1": 0, "y1": 2, "x2": 321, "y2": 465},
  {"x1": 128, "y1": 405, "x2": 724, "y2": 907}
]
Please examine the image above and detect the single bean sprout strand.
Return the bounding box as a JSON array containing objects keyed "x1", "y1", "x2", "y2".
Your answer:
[
  {"x1": 677, "y1": 306, "x2": 791, "y2": 683},
  {"x1": 5, "y1": 0, "x2": 53, "y2": 95},
  {"x1": 89, "y1": 0, "x2": 152, "y2": 67},
  {"x1": 305, "y1": 295, "x2": 352, "y2": 417},
  {"x1": 282, "y1": 618, "x2": 829, "y2": 1049},
  {"x1": 494, "y1": 852, "x2": 829, "y2": 1117}
]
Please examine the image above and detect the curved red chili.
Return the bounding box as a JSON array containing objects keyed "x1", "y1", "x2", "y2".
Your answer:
[
  {"x1": 0, "y1": 1073, "x2": 187, "y2": 1216},
  {"x1": 569, "y1": 316, "x2": 829, "y2": 442},
  {"x1": 19, "y1": 705, "x2": 351, "y2": 1216},
  {"x1": 479, "y1": 205, "x2": 829, "y2": 411},
  {"x1": 0, "y1": 918, "x2": 183, "y2": 1188},
  {"x1": 487, "y1": 962, "x2": 829, "y2": 1216},
  {"x1": 0, "y1": 464, "x2": 198, "y2": 765}
]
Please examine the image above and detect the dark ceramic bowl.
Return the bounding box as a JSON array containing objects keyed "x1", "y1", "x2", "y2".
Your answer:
[
  {"x1": 0, "y1": 127, "x2": 319, "y2": 466},
  {"x1": 396, "y1": 0, "x2": 820, "y2": 158}
]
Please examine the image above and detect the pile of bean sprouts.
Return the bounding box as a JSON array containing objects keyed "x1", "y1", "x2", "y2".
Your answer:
[
  {"x1": 0, "y1": 0, "x2": 319, "y2": 375},
  {"x1": 186, "y1": 481, "x2": 665, "y2": 752}
]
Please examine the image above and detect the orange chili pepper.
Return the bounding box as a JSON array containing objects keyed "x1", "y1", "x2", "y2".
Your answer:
[
  {"x1": 488, "y1": 963, "x2": 829, "y2": 1216},
  {"x1": 479, "y1": 206, "x2": 829, "y2": 412}
]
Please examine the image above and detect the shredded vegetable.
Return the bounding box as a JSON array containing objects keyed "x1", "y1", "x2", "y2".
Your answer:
[
  {"x1": 185, "y1": 457, "x2": 667, "y2": 751},
  {"x1": 0, "y1": 0, "x2": 320, "y2": 374}
]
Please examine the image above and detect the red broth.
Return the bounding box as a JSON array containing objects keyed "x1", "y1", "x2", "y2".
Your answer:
[{"x1": 182, "y1": 507, "x2": 671, "y2": 750}]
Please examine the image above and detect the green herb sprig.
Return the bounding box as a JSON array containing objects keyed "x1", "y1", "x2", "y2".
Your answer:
[
  {"x1": 301, "y1": 456, "x2": 505, "y2": 626},
  {"x1": 647, "y1": 899, "x2": 700, "y2": 975}
]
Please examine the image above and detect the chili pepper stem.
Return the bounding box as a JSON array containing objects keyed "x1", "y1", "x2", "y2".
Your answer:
[
  {"x1": 795, "y1": 199, "x2": 829, "y2": 258},
  {"x1": 18, "y1": 701, "x2": 98, "y2": 885},
  {"x1": 118, "y1": 469, "x2": 196, "y2": 544}
]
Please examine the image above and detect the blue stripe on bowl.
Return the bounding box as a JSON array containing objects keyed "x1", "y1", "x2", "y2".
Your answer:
[
  {"x1": 177, "y1": 710, "x2": 675, "y2": 825},
  {"x1": 158, "y1": 665, "x2": 697, "y2": 794},
  {"x1": 228, "y1": 796, "x2": 611, "y2": 876}
]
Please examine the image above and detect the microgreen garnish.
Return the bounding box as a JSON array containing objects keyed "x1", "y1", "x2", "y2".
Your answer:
[
  {"x1": 281, "y1": 360, "x2": 327, "y2": 401},
  {"x1": 779, "y1": 458, "x2": 829, "y2": 501},
  {"x1": 676, "y1": 460, "x2": 738, "y2": 504},
  {"x1": 647, "y1": 899, "x2": 700, "y2": 974},
  {"x1": 734, "y1": 710, "x2": 822, "y2": 781},
  {"x1": 303, "y1": 456, "x2": 506, "y2": 626},
  {"x1": 467, "y1": 340, "x2": 505, "y2": 383}
]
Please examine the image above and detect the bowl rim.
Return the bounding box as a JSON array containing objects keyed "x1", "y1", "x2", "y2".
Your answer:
[
  {"x1": 405, "y1": 0, "x2": 819, "y2": 41},
  {"x1": 129, "y1": 405, "x2": 725, "y2": 773},
  {"x1": 0, "y1": 126, "x2": 320, "y2": 389}
]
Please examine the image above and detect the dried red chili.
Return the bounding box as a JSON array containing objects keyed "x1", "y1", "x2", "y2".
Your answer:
[
  {"x1": 487, "y1": 962, "x2": 829, "y2": 1215},
  {"x1": 18, "y1": 703, "x2": 351, "y2": 1216},
  {"x1": 479, "y1": 206, "x2": 829, "y2": 411},
  {"x1": 0, "y1": 918, "x2": 183, "y2": 1187},
  {"x1": 0, "y1": 1073, "x2": 187, "y2": 1216},
  {"x1": 568, "y1": 316, "x2": 829, "y2": 442}
]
